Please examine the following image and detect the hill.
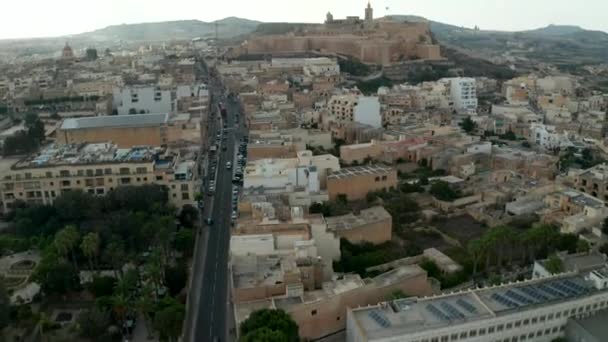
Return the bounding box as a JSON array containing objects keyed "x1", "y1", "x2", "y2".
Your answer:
[{"x1": 74, "y1": 17, "x2": 261, "y2": 42}]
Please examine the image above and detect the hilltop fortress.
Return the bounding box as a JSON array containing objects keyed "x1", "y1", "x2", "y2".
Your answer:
[{"x1": 237, "y1": 2, "x2": 441, "y2": 66}]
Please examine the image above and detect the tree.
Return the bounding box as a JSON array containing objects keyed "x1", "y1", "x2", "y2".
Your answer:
[
  {"x1": 429, "y1": 181, "x2": 459, "y2": 201},
  {"x1": 81, "y1": 232, "x2": 100, "y2": 273},
  {"x1": 173, "y1": 229, "x2": 195, "y2": 257},
  {"x1": 87, "y1": 276, "x2": 117, "y2": 298},
  {"x1": 104, "y1": 238, "x2": 126, "y2": 277},
  {"x1": 153, "y1": 302, "x2": 185, "y2": 342},
  {"x1": 54, "y1": 225, "x2": 81, "y2": 271},
  {"x1": 600, "y1": 243, "x2": 608, "y2": 256},
  {"x1": 544, "y1": 255, "x2": 564, "y2": 274},
  {"x1": 577, "y1": 239, "x2": 590, "y2": 253},
  {"x1": 387, "y1": 290, "x2": 409, "y2": 300},
  {"x1": 460, "y1": 116, "x2": 477, "y2": 134},
  {"x1": 467, "y1": 239, "x2": 484, "y2": 275},
  {"x1": 240, "y1": 327, "x2": 288, "y2": 342},
  {"x1": 77, "y1": 307, "x2": 112, "y2": 341},
  {"x1": 178, "y1": 205, "x2": 199, "y2": 228},
  {"x1": 0, "y1": 278, "x2": 9, "y2": 331},
  {"x1": 32, "y1": 252, "x2": 79, "y2": 295},
  {"x1": 164, "y1": 263, "x2": 188, "y2": 296},
  {"x1": 240, "y1": 309, "x2": 299, "y2": 342}
]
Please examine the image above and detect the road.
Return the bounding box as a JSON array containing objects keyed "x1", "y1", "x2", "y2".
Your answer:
[{"x1": 184, "y1": 66, "x2": 245, "y2": 342}]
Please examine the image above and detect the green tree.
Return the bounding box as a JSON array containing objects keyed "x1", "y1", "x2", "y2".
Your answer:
[
  {"x1": 81, "y1": 232, "x2": 100, "y2": 273},
  {"x1": 173, "y1": 229, "x2": 195, "y2": 257},
  {"x1": 103, "y1": 238, "x2": 126, "y2": 277},
  {"x1": 460, "y1": 116, "x2": 477, "y2": 134},
  {"x1": 153, "y1": 302, "x2": 185, "y2": 342},
  {"x1": 467, "y1": 239, "x2": 484, "y2": 275},
  {"x1": 87, "y1": 276, "x2": 117, "y2": 298},
  {"x1": 429, "y1": 181, "x2": 459, "y2": 201},
  {"x1": 240, "y1": 309, "x2": 299, "y2": 342},
  {"x1": 178, "y1": 204, "x2": 199, "y2": 228},
  {"x1": 544, "y1": 255, "x2": 564, "y2": 274},
  {"x1": 77, "y1": 307, "x2": 112, "y2": 341},
  {"x1": 54, "y1": 225, "x2": 81, "y2": 271},
  {"x1": 387, "y1": 290, "x2": 409, "y2": 300},
  {"x1": 241, "y1": 327, "x2": 288, "y2": 342},
  {"x1": 0, "y1": 278, "x2": 9, "y2": 331},
  {"x1": 577, "y1": 239, "x2": 590, "y2": 253},
  {"x1": 32, "y1": 252, "x2": 79, "y2": 295},
  {"x1": 164, "y1": 263, "x2": 188, "y2": 296}
]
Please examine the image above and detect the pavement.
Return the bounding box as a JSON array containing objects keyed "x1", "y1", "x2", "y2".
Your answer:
[{"x1": 183, "y1": 68, "x2": 245, "y2": 342}]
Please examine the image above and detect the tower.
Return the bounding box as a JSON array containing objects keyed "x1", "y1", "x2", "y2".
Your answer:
[
  {"x1": 62, "y1": 42, "x2": 74, "y2": 59},
  {"x1": 365, "y1": 1, "x2": 373, "y2": 22},
  {"x1": 326, "y1": 11, "x2": 334, "y2": 24}
]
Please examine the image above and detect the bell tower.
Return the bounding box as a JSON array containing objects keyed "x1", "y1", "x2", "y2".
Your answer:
[{"x1": 365, "y1": 1, "x2": 373, "y2": 22}]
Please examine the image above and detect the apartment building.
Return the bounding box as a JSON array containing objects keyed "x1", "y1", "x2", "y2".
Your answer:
[
  {"x1": 112, "y1": 85, "x2": 175, "y2": 115},
  {"x1": 327, "y1": 164, "x2": 398, "y2": 201},
  {"x1": 347, "y1": 268, "x2": 608, "y2": 342},
  {"x1": 325, "y1": 206, "x2": 392, "y2": 244},
  {"x1": 0, "y1": 142, "x2": 198, "y2": 212},
  {"x1": 446, "y1": 77, "x2": 478, "y2": 115},
  {"x1": 340, "y1": 137, "x2": 428, "y2": 165}
]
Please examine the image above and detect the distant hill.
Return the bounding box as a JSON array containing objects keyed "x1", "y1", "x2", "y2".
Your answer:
[{"x1": 73, "y1": 17, "x2": 261, "y2": 42}]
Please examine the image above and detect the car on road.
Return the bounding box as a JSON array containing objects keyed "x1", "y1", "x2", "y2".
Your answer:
[
  {"x1": 231, "y1": 211, "x2": 237, "y2": 220},
  {"x1": 206, "y1": 218, "x2": 214, "y2": 226},
  {"x1": 197, "y1": 201, "x2": 204, "y2": 210},
  {"x1": 226, "y1": 162, "x2": 232, "y2": 169}
]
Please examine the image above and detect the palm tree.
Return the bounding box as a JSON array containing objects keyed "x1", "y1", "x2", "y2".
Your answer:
[
  {"x1": 492, "y1": 226, "x2": 512, "y2": 267},
  {"x1": 81, "y1": 232, "x2": 100, "y2": 273},
  {"x1": 467, "y1": 239, "x2": 483, "y2": 276},
  {"x1": 111, "y1": 293, "x2": 131, "y2": 339},
  {"x1": 104, "y1": 239, "x2": 126, "y2": 278},
  {"x1": 145, "y1": 251, "x2": 164, "y2": 299},
  {"x1": 135, "y1": 286, "x2": 155, "y2": 339},
  {"x1": 54, "y1": 225, "x2": 80, "y2": 271}
]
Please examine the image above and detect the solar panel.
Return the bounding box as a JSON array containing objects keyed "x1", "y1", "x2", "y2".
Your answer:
[
  {"x1": 368, "y1": 310, "x2": 391, "y2": 328},
  {"x1": 563, "y1": 280, "x2": 587, "y2": 295},
  {"x1": 426, "y1": 304, "x2": 450, "y2": 321},
  {"x1": 519, "y1": 287, "x2": 550, "y2": 301},
  {"x1": 537, "y1": 284, "x2": 566, "y2": 298},
  {"x1": 505, "y1": 289, "x2": 535, "y2": 305},
  {"x1": 549, "y1": 282, "x2": 577, "y2": 297},
  {"x1": 440, "y1": 302, "x2": 465, "y2": 320},
  {"x1": 491, "y1": 293, "x2": 519, "y2": 308},
  {"x1": 456, "y1": 299, "x2": 478, "y2": 314}
]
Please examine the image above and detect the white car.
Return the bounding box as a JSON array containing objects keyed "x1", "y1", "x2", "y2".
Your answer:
[
  {"x1": 231, "y1": 211, "x2": 237, "y2": 220},
  {"x1": 226, "y1": 162, "x2": 232, "y2": 169}
]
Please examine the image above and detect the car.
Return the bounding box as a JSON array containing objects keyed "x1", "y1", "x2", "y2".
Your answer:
[
  {"x1": 226, "y1": 162, "x2": 232, "y2": 169},
  {"x1": 222, "y1": 146, "x2": 227, "y2": 151},
  {"x1": 206, "y1": 218, "x2": 214, "y2": 226},
  {"x1": 197, "y1": 201, "x2": 204, "y2": 209},
  {"x1": 231, "y1": 211, "x2": 237, "y2": 220}
]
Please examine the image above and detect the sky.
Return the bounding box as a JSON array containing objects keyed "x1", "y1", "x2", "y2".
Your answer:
[{"x1": 2, "y1": 0, "x2": 608, "y2": 39}]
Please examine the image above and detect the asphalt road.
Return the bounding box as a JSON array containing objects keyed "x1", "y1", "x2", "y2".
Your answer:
[{"x1": 184, "y1": 71, "x2": 245, "y2": 342}]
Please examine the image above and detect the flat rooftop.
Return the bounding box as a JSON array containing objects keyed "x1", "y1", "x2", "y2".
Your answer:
[
  {"x1": 11, "y1": 142, "x2": 164, "y2": 169},
  {"x1": 327, "y1": 164, "x2": 394, "y2": 180},
  {"x1": 61, "y1": 113, "x2": 168, "y2": 130},
  {"x1": 351, "y1": 272, "x2": 603, "y2": 339},
  {"x1": 325, "y1": 206, "x2": 391, "y2": 232}
]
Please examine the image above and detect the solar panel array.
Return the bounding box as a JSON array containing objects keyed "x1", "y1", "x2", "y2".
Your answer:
[
  {"x1": 440, "y1": 302, "x2": 465, "y2": 320},
  {"x1": 368, "y1": 309, "x2": 391, "y2": 328},
  {"x1": 426, "y1": 304, "x2": 451, "y2": 321},
  {"x1": 456, "y1": 299, "x2": 478, "y2": 314},
  {"x1": 491, "y1": 293, "x2": 520, "y2": 308},
  {"x1": 490, "y1": 279, "x2": 592, "y2": 310}
]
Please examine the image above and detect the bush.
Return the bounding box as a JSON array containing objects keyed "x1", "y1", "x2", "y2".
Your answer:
[{"x1": 88, "y1": 276, "x2": 117, "y2": 298}]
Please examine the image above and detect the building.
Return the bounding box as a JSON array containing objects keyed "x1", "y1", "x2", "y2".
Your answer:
[
  {"x1": 235, "y1": 264, "x2": 433, "y2": 341},
  {"x1": 325, "y1": 206, "x2": 392, "y2": 244},
  {"x1": 533, "y1": 252, "x2": 607, "y2": 279},
  {"x1": 566, "y1": 308, "x2": 608, "y2": 342},
  {"x1": 572, "y1": 163, "x2": 608, "y2": 201},
  {"x1": 61, "y1": 42, "x2": 74, "y2": 59},
  {"x1": 340, "y1": 137, "x2": 428, "y2": 165},
  {"x1": 243, "y1": 151, "x2": 340, "y2": 191},
  {"x1": 347, "y1": 268, "x2": 608, "y2": 342},
  {"x1": 528, "y1": 123, "x2": 572, "y2": 151},
  {"x1": 0, "y1": 142, "x2": 198, "y2": 212},
  {"x1": 327, "y1": 164, "x2": 397, "y2": 201},
  {"x1": 57, "y1": 114, "x2": 169, "y2": 148},
  {"x1": 112, "y1": 85, "x2": 174, "y2": 115},
  {"x1": 447, "y1": 78, "x2": 478, "y2": 114},
  {"x1": 239, "y1": 4, "x2": 441, "y2": 65}
]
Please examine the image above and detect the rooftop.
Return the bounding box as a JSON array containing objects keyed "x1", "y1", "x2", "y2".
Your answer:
[
  {"x1": 327, "y1": 164, "x2": 394, "y2": 180},
  {"x1": 325, "y1": 206, "x2": 391, "y2": 232},
  {"x1": 61, "y1": 113, "x2": 168, "y2": 130},
  {"x1": 12, "y1": 142, "x2": 163, "y2": 169},
  {"x1": 570, "y1": 309, "x2": 608, "y2": 339},
  {"x1": 350, "y1": 272, "x2": 604, "y2": 339}
]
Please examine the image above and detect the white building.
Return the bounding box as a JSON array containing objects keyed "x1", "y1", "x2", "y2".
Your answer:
[
  {"x1": 347, "y1": 268, "x2": 608, "y2": 342},
  {"x1": 529, "y1": 123, "x2": 572, "y2": 151},
  {"x1": 112, "y1": 85, "x2": 174, "y2": 115},
  {"x1": 445, "y1": 78, "x2": 478, "y2": 115},
  {"x1": 354, "y1": 96, "x2": 382, "y2": 128}
]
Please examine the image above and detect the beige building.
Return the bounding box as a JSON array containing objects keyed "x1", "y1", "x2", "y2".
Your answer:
[
  {"x1": 0, "y1": 142, "x2": 198, "y2": 212},
  {"x1": 325, "y1": 206, "x2": 392, "y2": 244},
  {"x1": 327, "y1": 164, "x2": 398, "y2": 201},
  {"x1": 57, "y1": 114, "x2": 169, "y2": 148},
  {"x1": 235, "y1": 264, "x2": 433, "y2": 341}
]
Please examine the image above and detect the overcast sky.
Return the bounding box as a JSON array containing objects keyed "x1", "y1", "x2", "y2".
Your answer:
[{"x1": 2, "y1": 0, "x2": 607, "y2": 39}]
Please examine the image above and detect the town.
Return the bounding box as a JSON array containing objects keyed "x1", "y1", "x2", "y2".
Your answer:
[{"x1": 1, "y1": 2, "x2": 608, "y2": 342}]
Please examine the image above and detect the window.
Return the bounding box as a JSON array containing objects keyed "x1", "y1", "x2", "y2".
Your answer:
[
  {"x1": 181, "y1": 184, "x2": 189, "y2": 191},
  {"x1": 375, "y1": 176, "x2": 380, "y2": 182},
  {"x1": 382, "y1": 175, "x2": 387, "y2": 181},
  {"x1": 459, "y1": 332, "x2": 467, "y2": 339},
  {"x1": 450, "y1": 334, "x2": 458, "y2": 341},
  {"x1": 182, "y1": 193, "x2": 190, "y2": 200},
  {"x1": 120, "y1": 177, "x2": 131, "y2": 185},
  {"x1": 552, "y1": 327, "x2": 559, "y2": 333},
  {"x1": 311, "y1": 310, "x2": 317, "y2": 316},
  {"x1": 532, "y1": 317, "x2": 538, "y2": 324},
  {"x1": 95, "y1": 169, "x2": 103, "y2": 176},
  {"x1": 61, "y1": 180, "x2": 71, "y2": 186},
  {"x1": 514, "y1": 321, "x2": 521, "y2": 328},
  {"x1": 85, "y1": 179, "x2": 94, "y2": 187},
  {"x1": 96, "y1": 189, "x2": 104, "y2": 195},
  {"x1": 46, "y1": 171, "x2": 52, "y2": 178},
  {"x1": 156, "y1": 175, "x2": 163, "y2": 181},
  {"x1": 104, "y1": 168, "x2": 112, "y2": 175},
  {"x1": 488, "y1": 326, "x2": 495, "y2": 334},
  {"x1": 548, "y1": 313, "x2": 554, "y2": 320},
  {"x1": 506, "y1": 323, "x2": 513, "y2": 329},
  {"x1": 86, "y1": 169, "x2": 94, "y2": 176},
  {"x1": 539, "y1": 315, "x2": 546, "y2": 322},
  {"x1": 136, "y1": 167, "x2": 147, "y2": 174},
  {"x1": 119, "y1": 168, "x2": 130, "y2": 175},
  {"x1": 479, "y1": 328, "x2": 486, "y2": 336},
  {"x1": 555, "y1": 312, "x2": 561, "y2": 319},
  {"x1": 60, "y1": 170, "x2": 70, "y2": 177},
  {"x1": 77, "y1": 170, "x2": 84, "y2": 176},
  {"x1": 469, "y1": 330, "x2": 477, "y2": 337},
  {"x1": 96, "y1": 178, "x2": 104, "y2": 186},
  {"x1": 497, "y1": 324, "x2": 504, "y2": 332},
  {"x1": 136, "y1": 178, "x2": 141, "y2": 182},
  {"x1": 536, "y1": 330, "x2": 542, "y2": 337},
  {"x1": 523, "y1": 319, "x2": 529, "y2": 326}
]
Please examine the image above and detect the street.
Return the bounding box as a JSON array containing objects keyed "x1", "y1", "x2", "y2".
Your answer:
[{"x1": 183, "y1": 65, "x2": 245, "y2": 342}]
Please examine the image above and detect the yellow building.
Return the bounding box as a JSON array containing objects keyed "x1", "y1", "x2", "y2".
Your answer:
[{"x1": 0, "y1": 142, "x2": 198, "y2": 212}]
